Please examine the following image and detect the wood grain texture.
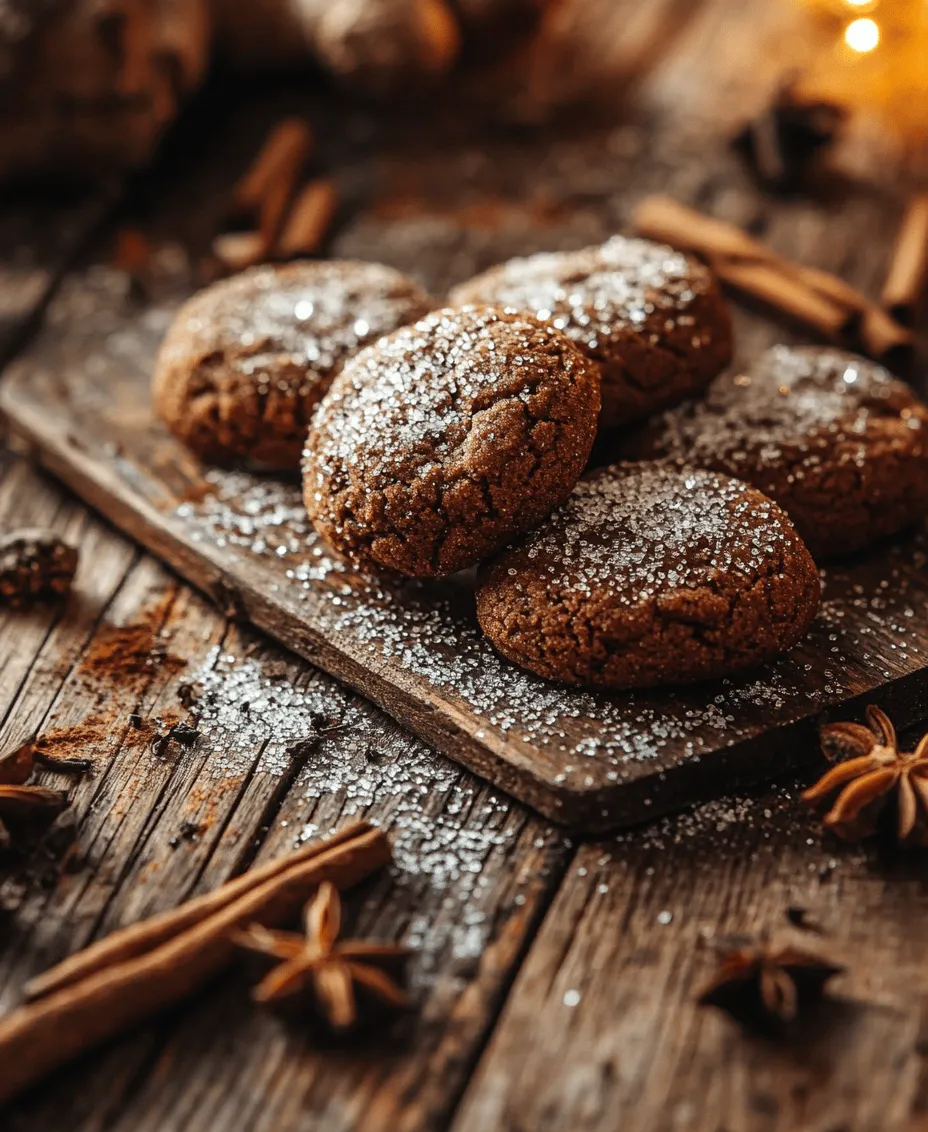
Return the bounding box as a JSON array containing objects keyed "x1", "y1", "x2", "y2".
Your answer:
[
  {"x1": 0, "y1": 191, "x2": 114, "y2": 363},
  {"x1": 2, "y1": 0, "x2": 927, "y2": 831},
  {"x1": 0, "y1": 453, "x2": 567, "y2": 1131},
  {"x1": 453, "y1": 777, "x2": 928, "y2": 1132},
  {"x1": 1, "y1": 0, "x2": 927, "y2": 1127}
]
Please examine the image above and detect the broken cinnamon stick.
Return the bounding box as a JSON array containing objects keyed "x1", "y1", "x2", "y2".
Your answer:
[
  {"x1": 229, "y1": 118, "x2": 313, "y2": 223},
  {"x1": 276, "y1": 178, "x2": 339, "y2": 258},
  {"x1": 0, "y1": 823, "x2": 390, "y2": 1103},
  {"x1": 632, "y1": 195, "x2": 913, "y2": 365},
  {"x1": 633, "y1": 195, "x2": 764, "y2": 263},
  {"x1": 859, "y1": 305, "x2": 916, "y2": 369},
  {"x1": 880, "y1": 193, "x2": 928, "y2": 326},
  {"x1": 717, "y1": 259, "x2": 850, "y2": 339}
]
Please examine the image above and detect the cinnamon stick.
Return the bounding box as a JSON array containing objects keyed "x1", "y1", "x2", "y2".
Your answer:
[
  {"x1": 0, "y1": 823, "x2": 389, "y2": 1103},
  {"x1": 880, "y1": 193, "x2": 928, "y2": 325},
  {"x1": 788, "y1": 260, "x2": 877, "y2": 315},
  {"x1": 859, "y1": 305, "x2": 915, "y2": 368},
  {"x1": 214, "y1": 118, "x2": 315, "y2": 270},
  {"x1": 715, "y1": 259, "x2": 850, "y2": 340},
  {"x1": 275, "y1": 178, "x2": 339, "y2": 258},
  {"x1": 257, "y1": 173, "x2": 297, "y2": 254},
  {"x1": 633, "y1": 195, "x2": 764, "y2": 263},
  {"x1": 229, "y1": 118, "x2": 313, "y2": 223},
  {"x1": 25, "y1": 819, "x2": 375, "y2": 1001},
  {"x1": 632, "y1": 195, "x2": 913, "y2": 365},
  {"x1": 0, "y1": 784, "x2": 68, "y2": 817}
]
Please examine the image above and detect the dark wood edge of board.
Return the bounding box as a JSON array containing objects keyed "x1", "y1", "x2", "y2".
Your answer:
[{"x1": 4, "y1": 369, "x2": 928, "y2": 834}]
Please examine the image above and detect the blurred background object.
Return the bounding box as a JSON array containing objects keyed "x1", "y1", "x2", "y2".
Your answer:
[
  {"x1": 0, "y1": 0, "x2": 211, "y2": 183},
  {"x1": 795, "y1": 0, "x2": 928, "y2": 137},
  {"x1": 0, "y1": 0, "x2": 553, "y2": 185},
  {"x1": 1, "y1": 0, "x2": 925, "y2": 190}
]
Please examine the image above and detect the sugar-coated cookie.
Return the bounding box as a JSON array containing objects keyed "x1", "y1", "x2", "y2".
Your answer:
[
  {"x1": 476, "y1": 462, "x2": 820, "y2": 688},
  {"x1": 449, "y1": 235, "x2": 732, "y2": 429},
  {"x1": 624, "y1": 345, "x2": 928, "y2": 558},
  {"x1": 154, "y1": 260, "x2": 435, "y2": 468},
  {"x1": 303, "y1": 305, "x2": 601, "y2": 577}
]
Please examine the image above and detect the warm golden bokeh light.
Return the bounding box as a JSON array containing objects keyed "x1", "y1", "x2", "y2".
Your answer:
[
  {"x1": 844, "y1": 16, "x2": 880, "y2": 52},
  {"x1": 796, "y1": 0, "x2": 928, "y2": 135}
]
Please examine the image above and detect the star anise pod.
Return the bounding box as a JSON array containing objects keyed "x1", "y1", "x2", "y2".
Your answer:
[
  {"x1": 698, "y1": 944, "x2": 843, "y2": 1030},
  {"x1": 0, "y1": 738, "x2": 71, "y2": 851},
  {"x1": 234, "y1": 881, "x2": 409, "y2": 1031},
  {"x1": 732, "y1": 77, "x2": 846, "y2": 194},
  {"x1": 802, "y1": 706, "x2": 928, "y2": 844}
]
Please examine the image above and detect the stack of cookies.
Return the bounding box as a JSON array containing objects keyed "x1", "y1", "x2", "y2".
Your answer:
[{"x1": 154, "y1": 236, "x2": 928, "y2": 691}]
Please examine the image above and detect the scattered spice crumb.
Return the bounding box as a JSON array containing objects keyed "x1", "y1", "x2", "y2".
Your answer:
[
  {"x1": 81, "y1": 619, "x2": 185, "y2": 683},
  {"x1": 0, "y1": 529, "x2": 78, "y2": 609}
]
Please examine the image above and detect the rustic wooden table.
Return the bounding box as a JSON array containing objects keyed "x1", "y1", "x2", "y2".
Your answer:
[{"x1": 2, "y1": 2, "x2": 927, "y2": 1129}]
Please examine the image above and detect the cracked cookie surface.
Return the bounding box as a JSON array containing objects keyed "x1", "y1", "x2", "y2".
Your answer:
[
  {"x1": 449, "y1": 235, "x2": 732, "y2": 430},
  {"x1": 622, "y1": 345, "x2": 928, "y2": 558},
  {"x1": 476, "y1": 462, "x2": 820, "y2": 689},
  {"x1": 303, "y1": 305, "x2": 601, "y2": 577},
  {"x1": 153, "y1": 260, "x2": 435, "y2": 469}
]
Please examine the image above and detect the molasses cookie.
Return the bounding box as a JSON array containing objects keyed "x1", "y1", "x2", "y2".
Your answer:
[
  {"x1": 303, "y1": 305, "x2": 601, "y2": 577},
  {"x1": 153, "y1": 260, "x2": 435, "y2": 469},
  {"x1": 449, "y1": 235, "x2": 732, "y2": 430},
  {"x1": 476, "y1": 462, "x2": 820, "y2": 689},
  {"x1": 623, "y1": 345, "x2": 928, "y2": 558}
]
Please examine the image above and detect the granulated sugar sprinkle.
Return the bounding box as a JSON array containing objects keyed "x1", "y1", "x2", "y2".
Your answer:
[
  {"x1": 498, "y1": 463, "x2": 799, "y2": 603},
  {"x1": 306, "y1": 305, "x2": 588, "y2": 486},
  {"x1": 189, "y1": 646, "x2": 563, "y2": 971},
  {"x1": 647, "y1": 343, "x2": 926, "y2": 474},
  {"x1": 173, "y1": 464, "x2": 928, "y2": 792},
  {"x1": 161, "y1": 260, "x2": 433, "y2": 392},
  {"x1": 451, "y1": 235, "x2": 719, "y2": 357}
]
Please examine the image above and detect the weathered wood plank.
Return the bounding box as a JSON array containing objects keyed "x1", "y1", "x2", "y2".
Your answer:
[
  {"x1": 0, "y1": 191, "x2": 115, "y2": 362},
  {"x1": 452, "y1": 4, "x2": 928, "y2": 1124},
  {"x1": 453, "y1": 774, "x2": 928, "y2": 1132},
  {"x1": 0, "y1": 457, "x2": 139, "y2": 759},
  {"x1": 1, "y1": 0, "x2": 926, "y2": 1127},
  {"x1": 0, "y1": 454, "x2": 569, "y2": 1132}
]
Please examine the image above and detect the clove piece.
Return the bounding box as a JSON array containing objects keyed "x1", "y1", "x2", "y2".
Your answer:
[{"x1": 0, "y1": 529, "x2": 78, "y2": 609}]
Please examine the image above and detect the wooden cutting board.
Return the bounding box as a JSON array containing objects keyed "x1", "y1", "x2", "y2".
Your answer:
[
  {"x1": 3, "y1": 262, "x2": 928, "y2": 830},
  {"x1": 3, "y1": 0, "x2": 927, "y2": 830}
]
